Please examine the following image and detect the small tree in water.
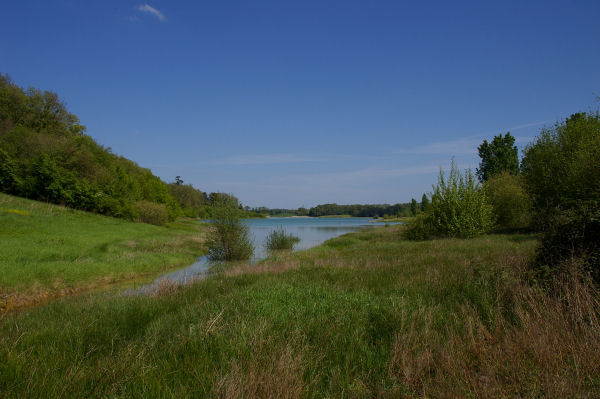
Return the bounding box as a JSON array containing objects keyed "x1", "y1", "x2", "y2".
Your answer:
[
  {"x1": 265, "y1": 227, "x2": 300, "y2": 251},
  {"x1": 206, "y1": 196, "x2": 254, "y2": 261}
]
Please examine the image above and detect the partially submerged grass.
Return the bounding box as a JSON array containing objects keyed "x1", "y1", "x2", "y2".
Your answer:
[
  {"x1": 1, "y1": 224, "x2": 598, "y2": 397},
  {"x1": 264, "y1": 227, "x2": 300, "y2": 251},
  {"x1": 0, "y1": 193, "x2": 207, "y2": 311}
]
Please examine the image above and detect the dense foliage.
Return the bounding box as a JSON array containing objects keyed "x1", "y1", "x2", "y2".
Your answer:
[
  {"x1": 521, "y1": 112, "x2": 600, "y2": 281},
  {"x1": 206, "y1": 196, "x2": 254, "y2": 261},
  {"x1": 0, "y1": 75, "x2": 255, "y2": 224},
  {"x1": 0, "y1": 74, "x2": 184, "y2": 223},
  {"x1": 476, "y1": 132, "x2": 519, "y2": 182},
  {"x1": 406, "y1": 161, "x2": 493, "y2": 239},
  {"x1": 483, "y1": 172, "x2": 531, "y2": 231}
]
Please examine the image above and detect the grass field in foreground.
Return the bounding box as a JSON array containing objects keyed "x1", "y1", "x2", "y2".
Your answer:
[
  {"x1": 0, "y1": 193, "x2": 207, "y2": 310},
  {"x1": 2, "y1": 226, "x2": 596, "y2": 397}
]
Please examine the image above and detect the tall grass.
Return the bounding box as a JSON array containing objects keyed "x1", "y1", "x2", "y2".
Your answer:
[{"x1": 1, "y1": 226, "x2": 598, "y2": 397}]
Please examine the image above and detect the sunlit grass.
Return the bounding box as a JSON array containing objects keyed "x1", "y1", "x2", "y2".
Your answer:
[
  {"x1": 0, "y1": 193, "x2": 207, "y2": 309},
  {"x1": 19, "y1": 223, "x2": 600, "y2": 397}
]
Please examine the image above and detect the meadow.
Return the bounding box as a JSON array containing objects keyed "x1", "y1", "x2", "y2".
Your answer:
[
  {"x1": 0, "y1": 193, "x2": 207, "y2": 311},
  {"x1": 2, "y1": 221, "x2": 597, "y2": 397}
]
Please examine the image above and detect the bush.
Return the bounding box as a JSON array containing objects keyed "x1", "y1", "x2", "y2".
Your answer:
[
  {"x1": 406, "y1": 160, "x2": 493, "y2": 239},
  {"x1": 0, "y1": 149, "x2": 19, "y2": 194},
  {"x1": 265, "y1": 227, "x2": 300, "y2": 251},
  {"x1": 206, "y1": 197, "x2": 254, "y2": 261},
  {"x1": 134, "y1": 200, "x2": 169, "y2": 226},
  {"x1": 521, "y1": 112, "x2": 600, "y2": 282},
  {"x1": 483, "y1": 172, "x2": 531, "y2": 231}
]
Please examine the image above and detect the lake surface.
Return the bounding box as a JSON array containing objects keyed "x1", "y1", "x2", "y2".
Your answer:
[{"x1": 128, "y1": 217, "x2": 386, "y2": 294}]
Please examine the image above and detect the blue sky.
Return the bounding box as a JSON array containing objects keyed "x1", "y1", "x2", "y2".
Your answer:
[{"x1": 1, "y1": 1, "x2": 599, "y2": 208}]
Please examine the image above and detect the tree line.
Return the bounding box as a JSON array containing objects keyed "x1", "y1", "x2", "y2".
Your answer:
[{"x1": 251, "y1": 202, "x2": 428, "y2": 218}]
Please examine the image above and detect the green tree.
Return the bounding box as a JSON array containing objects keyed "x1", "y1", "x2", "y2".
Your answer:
[
  {"x1": 483, "y1": 172, "x2": 531, "y2": 231},
  {"x1": 0, "y1": 149, "x2": 19, "y2": 194},
  {"x1": 476, "y1": 132, "x2": 519, "y2": 182},
  {"x1": 297, "y1": 207, "x2": 309, "y2": 216},
  {"x1": 410, "y1": 198, "x2": 418, "y2": 216},
  {"x1": 521, "y1": 112, "x2": 600, "y2": 281},
  {"x1": 421, "y1": 194, "x2": 430, "y2": 213},
  {"x1": 206, "y1": 196, "x2": 254, "y2": 261}
]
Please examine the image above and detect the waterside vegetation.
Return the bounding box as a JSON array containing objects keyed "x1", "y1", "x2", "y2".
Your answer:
[
  {"x1": 264, "y1": 227, "x2": 301, "y2": 251},
  {"x1": 0, "y1": 192, "x2": 207, "y2": 313},
  {"x1": 0, "y1": 72, "x2": 599, "y2": 396},
  {"x1": 2, "y1": 226, "x2": 599, "y2": 397}
]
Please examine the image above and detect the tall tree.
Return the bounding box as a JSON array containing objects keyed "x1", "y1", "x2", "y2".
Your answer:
[
  {"x1": 421, "y1": 193, "x2": 430, "y2": 213},
  {"x1": 410, "y1": 198, "x2": 418, "y2": 216},
  {"x1": 476, "y1": 132, "x2": 519, "y2": 182}
]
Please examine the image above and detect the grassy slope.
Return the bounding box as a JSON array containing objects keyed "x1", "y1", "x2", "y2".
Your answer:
[
  {"x1": 0, "y1": 193, "x2": 207, "y2": 308},
  {"x1": 4, "y1": 226, "x2": 596, "y2": 397}
]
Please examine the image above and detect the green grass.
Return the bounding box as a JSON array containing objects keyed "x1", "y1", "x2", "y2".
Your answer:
[
  {"x1": 0, "y1": 193, "x2": 207, "y2": 304},
  {"x1": 373, "y1": 216, "x2": 415, "y2": 223},
  {"x1": 1, "y1": 219, "x2": 598, "y2": 397},
  {"x1": 13, "y1": 222, "x2": 600, "y2": 397}
]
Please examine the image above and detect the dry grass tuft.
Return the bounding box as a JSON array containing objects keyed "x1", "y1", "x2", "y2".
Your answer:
[
  {"x1": 389, "y1": 258, "x2": 600, "y2": 398},
  {"x1": 149, "y1": 278, "x2": 181, "y2": 297},
  {"x1": 214, "y1": 339, "x2": 306, "y2": 399}
]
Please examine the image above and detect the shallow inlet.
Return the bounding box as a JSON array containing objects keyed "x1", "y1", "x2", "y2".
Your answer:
[{"x1": 126, "y1": 217, "x2": 394, "y2": 294}]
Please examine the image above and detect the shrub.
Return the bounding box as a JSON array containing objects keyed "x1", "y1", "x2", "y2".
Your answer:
[
  {"x1": 134, "y1": 200, "x2": 169, "y2": 226},
  {"x1": 206, "y1": 197, "x2": 254, "y2": 261},
  {"x1": 0, "y1": 149, "x2": 19, "y2": 194},
  {"x1": 404, "y1": 214, "x2": 434, "y2": 240},
  {"x1": 406, "y1": 160, "x2": 493, "y2": 239},
  {"x1": 483, "y1": 172, "x2": 531, "y2": 231},
  {"x1": 521, "y1": 112, "x2": 600, "y2": 282},
  {"x1": 265, "y1": 227, "x2": 300, "y2": 251}
]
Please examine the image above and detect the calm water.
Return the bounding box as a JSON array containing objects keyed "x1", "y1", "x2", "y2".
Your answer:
[{"x1": 128, "y1": 217, "x2": 387, "y2": 293}]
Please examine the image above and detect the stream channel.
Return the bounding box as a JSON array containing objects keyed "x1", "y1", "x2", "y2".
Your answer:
[{"x1": 127, "y1": 217, "x2": 393, "y2": 294}]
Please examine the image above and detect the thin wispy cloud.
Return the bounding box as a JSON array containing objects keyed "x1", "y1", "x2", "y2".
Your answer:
[
  {"x1": 200, "y1": 164, "x2": 447, "y2": 207},
  {"x1": 209, "y1": 153, "x2": 327, "y2": 166},
  {"x1": 283, "y1": 165, "x2": 443, "y2": 187},
  {"x1": 136, "y1": 4, "x2": 166, "y2": 22},
  {"x1": 207, "y1": 152, "x2": 395, "y2": 166},
  {"x1": 395, "y1": 120, "x2": 551, "y2": 156}
]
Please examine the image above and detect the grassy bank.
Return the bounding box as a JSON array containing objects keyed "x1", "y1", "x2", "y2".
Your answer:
[
  {"x1": 0, "y1": 193, "x2": 207, "y2": 311},
  {"x1": 2, "y1": 225, "x2": 596, "y2": 397}
]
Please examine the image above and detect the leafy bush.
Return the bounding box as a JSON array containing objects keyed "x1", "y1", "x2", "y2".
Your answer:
[
  {"x1": 0, "y1": 149, "x2": 19, "y2": 194},
  {"x1": 134, "y1": 200, "x2": 169, "y2": 226},
  {"x1": 521, "y1": 112, "x2": 600, "y2": 281},
  {"x1": 483, "y1": 172, "x2": 531, "y2": 231},
  {"x1": 206, "y1": 197, "x2": 254, "y2": 261},
  {"x1": 265, "y1": 227, "x2": 300, "y2": 251},
  {"x1": 403, "y1": 213, "x2": 433, "y2": 240},
  {"x1": 406, "y1": 160, "x2": 493, "y2": 239}
]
